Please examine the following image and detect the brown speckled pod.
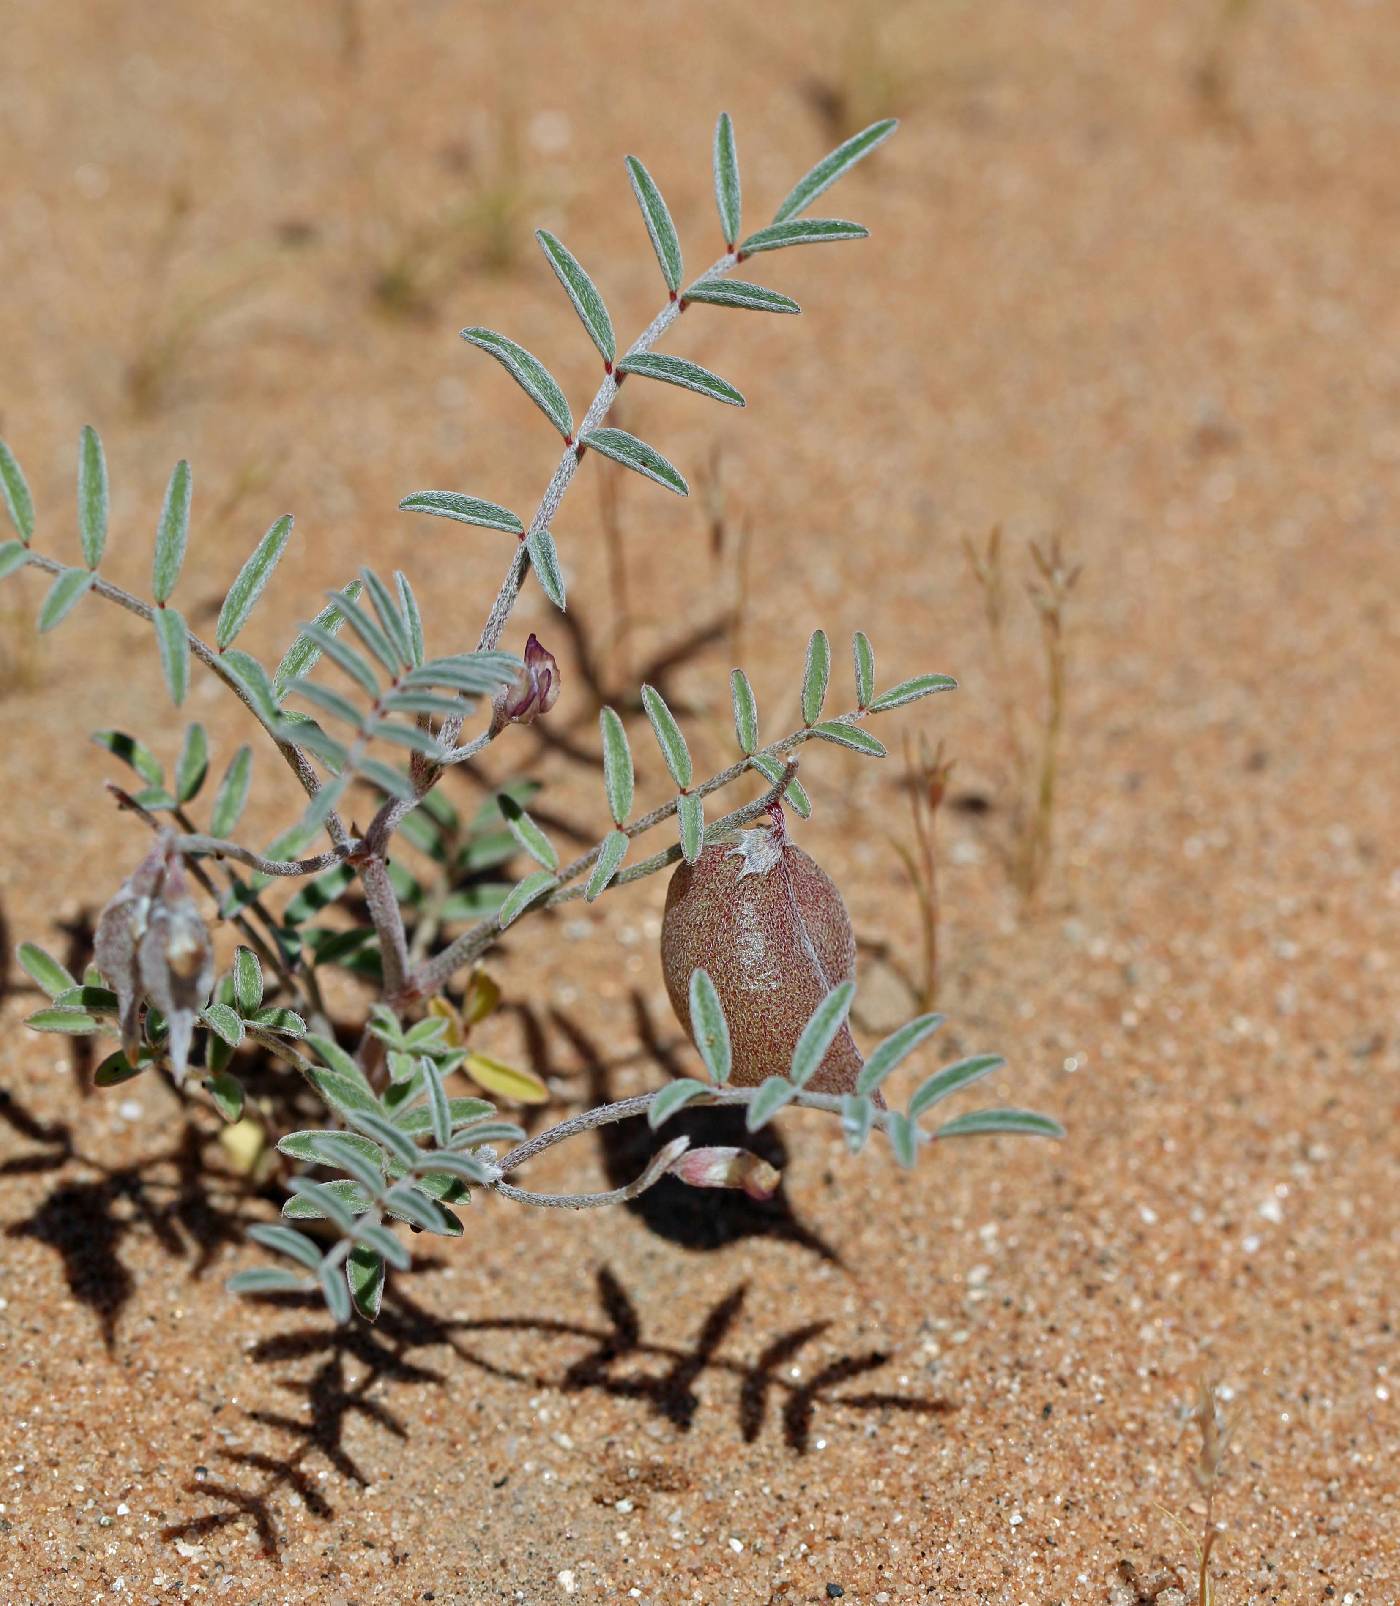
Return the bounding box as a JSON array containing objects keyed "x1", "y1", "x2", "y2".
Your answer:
[{"x1": 661, "y1": 818, "x2": 868, "y2": 1097}]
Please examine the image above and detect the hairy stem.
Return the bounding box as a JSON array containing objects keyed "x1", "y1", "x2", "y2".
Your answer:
[
  {"x1": 173, "y1": 833, "x2": 358, "y2": 878},
  {"x1": 371, "y1": 251, "x2": 743, "y2": 864},
  {"x1": 492, "y1": 1084, "x2": 891, "y2": 1181}
]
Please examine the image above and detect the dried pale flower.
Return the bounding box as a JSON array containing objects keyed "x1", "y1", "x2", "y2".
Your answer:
[
  {"x1": 494, "y1": 632, "x2": 560, "y2": 725},
  {"x1": 93, "y1": 833, "x2": 214, "y2": 1085},
  {"x1": 670, "y1": 1145, "x2": 782, "y2": 1201}
]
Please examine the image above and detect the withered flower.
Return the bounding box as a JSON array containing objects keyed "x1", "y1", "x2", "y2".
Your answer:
[
  {"x1": 494, "y1": 632, "x2": 560, "y2": 726},
  {"x1": 669, "y1": 1145, "x2": 782, "y2": 1201},
  {"x1": 94, "y1": 833, "x2": 214, "y2": 1085}
]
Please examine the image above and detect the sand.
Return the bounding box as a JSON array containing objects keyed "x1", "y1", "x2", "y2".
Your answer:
[{"x1": 1, "y1": 0, "x2": 1397, "y2": 1600}]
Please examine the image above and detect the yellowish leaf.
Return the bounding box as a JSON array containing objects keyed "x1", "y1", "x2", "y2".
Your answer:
[
  {"x1": 427, "y1": 993, "x2": 465, "y2": 1049},
  {"x1": 218, "y1": 1116, "x2": 267, "y2": 1176},
  {"x1": 462, "y1": 1052, "x2": 549, "y2": 1105},
  {"x1": 462, "y1": 966, "x2": 501, "y2": 1027}
]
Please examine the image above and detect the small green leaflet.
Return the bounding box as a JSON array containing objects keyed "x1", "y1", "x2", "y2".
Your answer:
[
  {"x1": 397, "y1": 490, "x2": 523, "y2": 536},
  {"x1": 18, "y1": 943, "x2": 76, "y2": 998},
  {"x1": 199, "y1": 1002, "x2": 244, "y2": 1053},
  {"x1": 615, "y1": 354, "x2": 744, "y2": 407},
  {"x1": 908, "y1": 1054, "x2": 1005, "y2": 1119},
  {"x1": 730, "y1": 669, "x2": 758, "y2": 753},
  {"x1": 460, "y1": 328, "x2": 572, "y2": 439},
  {"x1": 233, "y1": 946, "x2": 264, "y2": 1014},
  {"x1": 154, "y1": 606, "x2": 190, "y2": 706},
  {"x1": 867, "y1": 674, "x2": 958, "y2": 711},
  {"x1": 680, "y1": 280, "x2": 800, "y2": 315},
  {"x1": 152, "y1": 458, "x2": 192, "y2": 604},
  {"x1": 295, "y1": 618, "x2": 379, "y2": 698},
  {"x1": 810, "y1": 721, "x2": 886, "y2": 757},
  {"x1": 536, "y1": 229, "x2": 616, "y2": 364},
  {"x1": 176, "y1": 722, "x2": 208, "y2": 802},
  {"x1": 852, "y1": 631, "x2": 875, "y2": 708},
  {"x1": 0, "y1": 540, "x2": 28, "y2": 580},
  {"x1": 840, "y1": 1093, "x2": 875, "y2": 1155},
  {"x1": 801, "y1": 628, "x2": 830, "y2": 725},
  {"x1": 599, "y1": 706, "x2": 633, "y2": 824},
  {"x1": 581, "y1": 428, "x2": 688, "y2": 496},
  {"x1": 217, "y1": 514, "x2": 293, "y2": 648},
  {"x1": 749, "y1": 752, "x2": 812, "y2": 818},
  {"x1": 361, "y1": 567, "x2": 414, "y2": 669},
  {"x1": 500, "y1": 793, "x2": 558, "y2": 871},
  {"x1": 395, "y1": 571, "x2": 425, "y2": 666},
  {"x1": 932, "y1": 1108, "x2": 1065, "y2": 1141},
  {"x1": 37, "y1": 567, "x2": 93, "y2": 632},
  {"x1": 320, "y1": 1261, "x2": 353, "y2": 1324},
  {"x1": 713, "y1": 111, "x2": 741, "y2": 246},
  {"x1": 283, "y1": 1178, "x2": 370, "y2": 1223},
  {"x1": 272, "y1": 581, "x2": 363, "y2": 699},
  {"x1": 347, "y1": 1246, "x2": 385, "y2": 1321},
  {"x1": 745, "y1": 1075, "x2": 796, "y2": 1131},
  {"x1": 640, "y1": 684, "x2": 692, "y2": 788},
  {"x1": 92, "y1": 729, "x2": 164, "y2": 785},
  {"x1": 94, "y1": 1051, "x2": 150, "y2": 1085},
  {"x1": 204, "y1": 1069, "x2": 245, "y2": 1122},
  {"x1": 223, "y1": 650, "x2": 281, "y2": 725},
  {"x1": 739, "y1": 218, "x2": 868, "y2": 254},
  {"x1": 647, "y1": 1078, "x2": 710, "y2": 1129},
  {"x1": 25, "y1": 1008, "x2": 105, "y2": 1034},
  {"x1": 688, "y1": 967, "x2": 731, "y2": 1085},
  {"x1": 772, "y1": 118, "x2": 898, "y2": 224},
  {"x1": 497, "y1": 870, "x2": 558, "y2": 928},
  {"x1": 228, "y1": 1267, "x2": 314, "y2": 1297},
  {"x1": 625, "y1": 154, "x2": 683, "y2": 293},
  {"x1": 327, "y1": 585, "x2": 399, "y2": 675},
  {"x1": 585, "y1": 830, "x2": 628, "y2": 902},
  {"x1": 886, "y1": 1111, "x2": 920, "y2": 1169},
  {"x1": 77, "y1": 424, "x2": 108, "y2": 569},
  {"x1": 0, "y1": 439, "x2": 35, "y2": 542},
  {"x1": 526, "y1": 527, "x2": 566, "y2": 611},
  {"x1": 789, "y1": 979, "x2": 855, "y2": 1088},
  {"x1": 211, "y1": 745, "x2": 253, "y2": 835},
  {"x1": 248, "y1": 1222, "x2": 324, "y2": 1270},
  {"x1": 678, "y1": 791, "x2": 704, "y2": 864},
  {"x1": 345, "y1": 1105, "x2": 420, "y2": 1169},
  {"x1": 857, "y1": 1013, "x2": 945, "y2": 1098}
]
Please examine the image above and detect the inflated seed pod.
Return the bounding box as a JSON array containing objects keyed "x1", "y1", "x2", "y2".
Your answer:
[{"x1": 660, "y1": 811, "x2": 869, "y2": 1097}]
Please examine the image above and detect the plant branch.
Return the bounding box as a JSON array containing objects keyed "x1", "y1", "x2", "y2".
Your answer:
[
  {"x1": 172, "y1": 832, "x2": 358, "y2": 878},
  {"x1": 491, "y1": 1084, "x2": 890, "y2": 1182},
  {"x1": 21, "y1": 549, "x2": 351, "y2": 851},
  {"x1": 359, "y1": 855, "x2": 410, "y2": 999},
  {"x1": 489, "y1": 1134, "x2": 690, "y2": 1210},
  {"x1": 369, "y1": 251, "x2": 744, "y2": 865}
]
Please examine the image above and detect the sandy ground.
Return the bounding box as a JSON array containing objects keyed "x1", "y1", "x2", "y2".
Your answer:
[{"x1": 1, "y1": 0, "x2": 1398, "y2": 1600}]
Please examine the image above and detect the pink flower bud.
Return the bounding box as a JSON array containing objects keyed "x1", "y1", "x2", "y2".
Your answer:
[
  {"x1": 496, "y1": 633, "x2": 560, "y2": 725},
  {"x1": 669, "y1": 1145, "x2": 782, "y2": 1201}
]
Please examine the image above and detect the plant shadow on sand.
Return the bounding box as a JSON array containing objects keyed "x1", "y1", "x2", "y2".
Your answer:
[
  {"x1": 5, "y1": 975, "x2": 950, "y2": 1562},
  {"x1": 162, "y1": 1267, "x2": 953, "y2": 1561}
]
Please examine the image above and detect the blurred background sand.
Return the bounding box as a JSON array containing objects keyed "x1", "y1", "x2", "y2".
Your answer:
[{"x1": 1, "y1": 0, "x2": 1397, "y2": 1599}]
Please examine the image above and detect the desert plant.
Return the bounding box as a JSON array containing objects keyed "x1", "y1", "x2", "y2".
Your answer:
[
  {"x1": 966, "y1": 525, "x2": 1081, "y2": 901},
  {"x1": 1154, "y1": 1378, "x2": 1233, "y2": 1605},
  {"x1": 890, "y1": 733, "x2": 955, "y2": 1012},
  {"x1": 2, "y1": 114, "x2": 1062, "y2": 1324}
]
